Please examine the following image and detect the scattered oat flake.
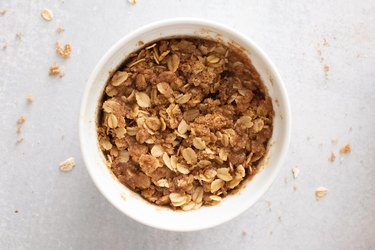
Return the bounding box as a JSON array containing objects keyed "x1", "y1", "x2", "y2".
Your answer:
[
  {"x1": 328, "y1": 152, "x2": 336, "y2": 162},
  {"x1": 15, "y1": 32, "x2": 23, "y2": 40},
  {"x1": 59, "y1": 157, "x2": 75, "y2": 172},
  {"x1": 56, "y1": 42, "x2": 72, "y2": 58},
  {"x1": 340, "y1": 144, "x2": 351, "y2": 154},
  {"x1": 17, "y1": 116, "x2": 26, "y2": 125},
  {"x1": 0, "y1": 9, "x2": 7, "y2": 16},
  {"x1": 323, "y1": 64, "x2": 329, "y2": 79},
  {"x1": 41, "y1": 8, "x2": 53, "y2": 21},
  {"x1": 49, "y1": 63, "x2": 64, "y2": 77},
  {"x1": 56, "y1": 25, "x2": 65, "y2": 33},
  {"x1": 128, "y1": 0, "x2": 138, "y2": 5},
  {"x1": 2, "y1": 41, "x2": 8, "y2": 49},
  {"x1": 291, "y1": 166, "x2": 299, "y2": 179},
  {"x1": 315, "y1": 187, "x2": 328, "y2": 199},
  {"x1": 16, "y1": 138, "x2": 24, "y2": 144},
  {"x1": 26, "y1": 95, "x2": 33, "y2": 104}
]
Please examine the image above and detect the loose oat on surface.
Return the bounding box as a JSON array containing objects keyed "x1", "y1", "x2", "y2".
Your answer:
[
  {"x1": 340, "y1": 144, "x2": 351, "y2": 154},
  {"x1": 26, "y1": 95, "x2": 33, "y2": 104},
  {"x1": 0, "y1": 9, "x2": 7, "y2": 16},
  {"x1": 97, "y1": 37, "x2": 274, "y2": 210},
  {"x1": 56, "y1": 42, "x2": 72, "y2": 58},
  {"x1": 16, "y1": 116, "x2": 26, "y2": 144},
  {"x1": 59, "y1": 157, "x2": 76, "y2": 172},
  {"x1": 315, "y1": 187, "x2": 328, "y2": 199},
  {"x1": 17, "y1": 116, "x2": 26, "y2": 125},
  {"x1": 2, "y1": 41, "x2": 7, "y2": 50},
  {"x1": 49, "y1": 63, "x2": 64, "y2": 77},
  {"x1": 41, "y1": 8, "x2": 53, "y2": 21},
  {"x1": 15, "y1": 32, "x2": 23, "y2": 40},
  {"x1": 56, "y1": 25, "x2": 65, "y2": 33},
  {"x1": 328, "y1": 152, "x2": 336, "y2": 162},
  {"x1": 291, "y1": 166, "x2": 299, "y2": 179},
  {"x1": 128, "y1": 0, "x2": 138, "y2": 5}
]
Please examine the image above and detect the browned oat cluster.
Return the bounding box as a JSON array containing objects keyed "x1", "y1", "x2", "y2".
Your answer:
[
  {"x1": 56, "y1": 42, "x2": 72, "y2": 59},
  {"x1": 97, "y1": 37, "x2": 274, "y2": 210}
]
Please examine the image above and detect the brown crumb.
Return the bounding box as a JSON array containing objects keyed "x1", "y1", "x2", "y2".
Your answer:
[
  {"x1": 137, "y1": 40, "x2": 144, "y2": 46},
  {"x1": 16, "y1": 126, "x2": 21, "y2": 134},
  {"x1": 323, "y1": 65, "x2": 330, "y2": 80},
  {"x1": 26, "y1": 95, "x2": 33, "y2": 104},
  {"x1": 316, "y1": 49, "x2": 323, "y2": 60},
  {"x1": 128, "y1": 0, "x2": 138, "y2": 5},
  {"x1": 16, "y1": 138, "x2": 24, "y2": 144},
  {"x1": 14, "y1": 210, "x2": 18, "y2": 213},
  {"x1": 328, "y1": 152, "x2": 336, "y2": 162},
  {"x1": 291, "y1": 166, "x2": 299, "y2": 179},
  {"x1": 56, "y1": 25, "x2": 65, "y2": 33},
  {"x1": 293, "y1": 185, "x2": 297, "y2": 191},
  {"x1": 340, "y1": 144, "x2": 351, "y2": 154},
  {"x1": 15, "y1": 32, "x2": 23, "y2": 40},
  {"x1": 242, "y1": 230, "x2": 247, "y2": 236},
  {"x1": 17, "y1": 116, "x2": 26, "y2": 125},
  {"x1": 0, "y1": 9, "x2": 7, "y2": 16},
  {"x1": 331, "y1": 138, "x2": 338, "y2": 144},
  {"x1": 349, "y1": 127, "x2": 352, "y2": 133},
  {"x1": 56, "y1": 42, "x2": 72, "y2": 59},
  {"x1": 323, "y1": 38, "x2": 329, "y2": 47},
  {"x1": 315, "y1": 187, "x2": 328, "y2": 199},
  {"x1": 16, "y1": 116, "x2": 26, "y2": 143},
  {"x1": 49, "y1": 63, "x2": 64, "y2": 77}
]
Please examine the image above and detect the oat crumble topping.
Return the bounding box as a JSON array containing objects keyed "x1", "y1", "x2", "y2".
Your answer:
[{"x1": 97, "y1": 37, "x2": 274, "y2": 210}]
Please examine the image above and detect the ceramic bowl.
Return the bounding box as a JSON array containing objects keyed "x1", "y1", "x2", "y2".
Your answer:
[{"x1": 79, "y1": 18, "x2": 291, "y2": 232}]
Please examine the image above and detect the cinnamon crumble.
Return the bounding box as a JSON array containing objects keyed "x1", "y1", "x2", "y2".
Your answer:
[{"x1": 97, "y1": 37, "x2": 274, "y2": 210}]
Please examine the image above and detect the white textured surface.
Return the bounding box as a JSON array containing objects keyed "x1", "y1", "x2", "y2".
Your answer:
[{"x1": 0, "y1": 0, "x2": 374, "y2": 249}]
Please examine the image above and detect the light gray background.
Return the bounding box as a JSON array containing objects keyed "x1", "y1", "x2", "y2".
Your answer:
[{"x1": 1, "y1": 0, "x2": 374, "y2": 249}]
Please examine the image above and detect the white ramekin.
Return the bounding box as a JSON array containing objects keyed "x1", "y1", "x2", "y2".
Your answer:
[{"x1": 79, "y1": 18, "x2": 291, "y2": 232}]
